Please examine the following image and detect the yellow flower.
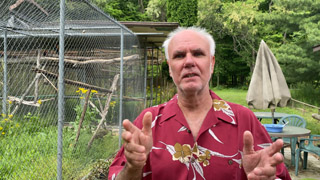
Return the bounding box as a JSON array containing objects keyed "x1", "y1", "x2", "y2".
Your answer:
[
  {"x1": 91, "y1": 90, "x2": 98, "y2": 94},
  {"x1": 16, "y1": 123, "x2": 20, "y2": 127},
  {"x1": 197, "y1": 150, "x2": 211, "y2": 167},
  {"x1": 1, "y1": 114, "x2": 5, "y2": 118},
  {"x1": 192, "y1": 143, "x2": 200, "y2": 156},
  {"x1": 173, "y1": 143, "x2": 192, "y2": 163},
  {"x1": 2, "y1": 132, "x2": 5, "y2": 135},
  {"x1": 8, "y1": 114, "x2": 13, "y2": 119},
  {"x1": 7, "y1": 100, "x2": 12, "y2": 104},
  {"x1": 110, "y1": 101, "x2": 116, "y2": 107},
  {"x1": 80, "y1": 97, "x2": 84, "y2": 99},
  {"x1": 76, "y1": 88, "x2": 88, "y2": 94},
  {"x1": 4, "y1": 119, "x2": 8, "y2": 122},
  {"x1": 213, "y1": 99, "x2": 229, "y2": 111},
  {"x1": 0, "y1": 126, "x2": 3, "y2": 131},
  {"x1": 37, "y1": 100, "x2": 42, "y2": 105}
]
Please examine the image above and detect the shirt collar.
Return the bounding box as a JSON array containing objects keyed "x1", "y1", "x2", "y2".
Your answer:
[{"x1": 158, "y1": 90, "x2": 236, "y2": 125}]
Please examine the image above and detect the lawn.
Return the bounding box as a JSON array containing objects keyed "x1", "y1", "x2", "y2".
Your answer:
[{"x1": 212, "y1": 88, "x2": 320, "y2": 135}]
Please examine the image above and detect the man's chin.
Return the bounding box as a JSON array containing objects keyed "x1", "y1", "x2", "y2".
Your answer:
[{"x1": 178, "y1": 84, "x2": 203, "y2": 94}]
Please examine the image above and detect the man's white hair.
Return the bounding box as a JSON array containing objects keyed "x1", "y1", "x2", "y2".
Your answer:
[{"x1": 162, "y1": 26, "x2": 216, "y2": 60}]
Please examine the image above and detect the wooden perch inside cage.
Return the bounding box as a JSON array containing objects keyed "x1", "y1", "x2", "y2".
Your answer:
[
  {"x1": 40, "y1": 54, "x2": 139, "y2": 67},
  {"x1": 32, "y1": 67, "x2": 112, "y2": 93}
]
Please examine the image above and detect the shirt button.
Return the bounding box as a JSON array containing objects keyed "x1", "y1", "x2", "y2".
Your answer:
[
  {"x1": 187, "y1": 129, "x2": 191, "y2": 133},
  {"x1": 228, "y1": 160, "x2": 233, "y2": 165}
]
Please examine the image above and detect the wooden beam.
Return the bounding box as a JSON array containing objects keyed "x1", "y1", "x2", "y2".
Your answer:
[
  {"x1": 40, "y1": 54, "x2": 139, "y2": 67},
  {"x1": 32, "y1": 67, "x2": 112, "y2": 93}
]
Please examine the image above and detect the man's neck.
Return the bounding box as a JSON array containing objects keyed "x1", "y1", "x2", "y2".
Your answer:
[
  {"x1": 177, "y1": 89, "x2": 212, "y2": 111},
  {"x1": 177, "y1": 89, "x2": 213, "y2": 140}
]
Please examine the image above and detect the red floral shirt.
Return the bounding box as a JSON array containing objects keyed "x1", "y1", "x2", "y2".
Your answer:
[{"x1": 108, "y1": 90, "x2": 291, "y2": 180}]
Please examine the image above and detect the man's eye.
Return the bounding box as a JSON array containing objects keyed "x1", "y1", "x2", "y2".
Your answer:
[
  {"x1": 193, "y1": 51, "x2": 204, "y2": 57},
  {"x1": 174, "y1": 54, "x2": 185, "y2": 59}
]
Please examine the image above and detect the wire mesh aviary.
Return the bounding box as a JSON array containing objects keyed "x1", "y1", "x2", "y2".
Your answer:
[{"x1": 0, "y1": 0, "x2": 144, "y2": 179}]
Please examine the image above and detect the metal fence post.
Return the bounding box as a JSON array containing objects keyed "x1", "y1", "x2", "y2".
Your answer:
[
  {"x1": 57, "y1": 0, "x2": 66, "y2": 179},
  {"x1": 2, "y1": 28, "x2": 7, "y2": 115},
  {"x1": 150, "y1": 46, "x2": 154, "y2": 106},
  {"x1": 144, "y1": 43, "x2": 147, "y2": 108},
  {"x1": 118, "y1": 28, "x2": 124, "y2": 148}
]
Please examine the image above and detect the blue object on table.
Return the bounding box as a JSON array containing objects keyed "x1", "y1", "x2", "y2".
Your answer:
[{"x1": 264, "y1": 124, "x2": 285, "y2": 133}]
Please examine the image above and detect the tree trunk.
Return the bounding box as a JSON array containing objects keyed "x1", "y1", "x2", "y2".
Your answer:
[{"x1": 138, "y1": 0, "x2": 144, "y2": 13}]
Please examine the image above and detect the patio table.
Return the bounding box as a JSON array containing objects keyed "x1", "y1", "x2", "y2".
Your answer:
[
  {"x1": 267, "y1": 126, "x2": 311, "y2": 166},
  {"x1": 254, "y1": 112, "x2": 289, "y2": 124}
]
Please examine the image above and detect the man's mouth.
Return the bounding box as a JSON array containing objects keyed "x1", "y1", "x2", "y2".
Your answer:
[{"x1": 183, "y1": 73, "x2": 198, "y2": 78}]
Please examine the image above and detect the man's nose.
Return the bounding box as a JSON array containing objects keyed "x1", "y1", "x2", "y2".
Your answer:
[{"x1": 183, "y1": 53, "x2": 195, "y2": 68}]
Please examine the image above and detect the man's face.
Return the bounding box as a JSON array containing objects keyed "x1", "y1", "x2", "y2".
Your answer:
[{"x1": 167, "y1": 30, "x2": 215, "y2": 94}]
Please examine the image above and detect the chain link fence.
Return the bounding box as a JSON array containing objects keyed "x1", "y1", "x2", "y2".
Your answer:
[{"x1": 0, "y1": 0, "x2": 144, "y2": 179}]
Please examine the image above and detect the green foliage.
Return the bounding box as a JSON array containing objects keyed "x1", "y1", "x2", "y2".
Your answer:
[
  {"x1": 92, "y1": 0, "x2": 150, "y2": 21},
  {"x1": 146, "y1": 0, "x2": 167, "y2": 21},
  {"x1": 0, "y1": 114, "x2": 19, "y2": 137},
  {"x1": 198, "y1": 0, "x2": 320, "y2": 88},
  {"x1": 167, "y1": 0, "x2": 197, "y2": 26},
  {"x1": 291, "y1": 82, "x2": 320, "y2": 107}
]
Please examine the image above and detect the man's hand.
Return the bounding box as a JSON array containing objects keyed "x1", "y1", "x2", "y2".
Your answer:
[
  {"x1": 122, "y1": 111, "x2": 153, "y2": 171},
  {"x1": 242, "y1": 131, "x2": 284, "y2": 180}
]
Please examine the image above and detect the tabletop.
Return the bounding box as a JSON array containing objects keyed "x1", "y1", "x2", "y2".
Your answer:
[
  {"x1": 267, "y1": 126, "x2": 311, "y2": 138},
  {"x1": 267, "y1": 125, "x2": 311, "y2": 166},
  {"x1": 254, "y1": 112, "x2": 289, "y2": 124}
]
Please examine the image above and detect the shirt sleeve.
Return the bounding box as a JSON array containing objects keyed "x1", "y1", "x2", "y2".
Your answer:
[{"x1": 108, "y1": 147, "x2": 126, "y2": 180}]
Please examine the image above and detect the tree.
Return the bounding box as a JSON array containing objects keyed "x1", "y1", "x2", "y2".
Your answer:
[
  {"x1": 92, "y1": 0, "x2": 150, "y2": 21},
  {"x1": 145, "y1": 0, "x2": 167, "y2": 21},
  {"x1": 198, "y1": 0, "x2": 320, "y2": 87},
  {"x1": 167, "y1": 0, "x2": 197, "y2": 27}
]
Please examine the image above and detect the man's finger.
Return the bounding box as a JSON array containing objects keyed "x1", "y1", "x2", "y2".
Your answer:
[
  {"x1": 243, "y1": 131, "x2": 254, "y2": 154},
  {"x1": 267, "y1": 139, "x2": 284, "y2": 156},
  {"x1": 252, "y1": 166, "x2": 276, "y2": 179},
  {"x1": 125, "y1": 142, "x2": 146, "y2": 153},
  {"x1": 270, "y1": 153, "x2": 284, "y2": 167},
  {"x1": 142, "y1": 111, "x2": 152, "y2": 135},
  {"x1": 122, "y1": 130, "x2": 132, "y2": 143},
  {"x1": 123, "y1": 119, "x2": 139, "y2": 133}
]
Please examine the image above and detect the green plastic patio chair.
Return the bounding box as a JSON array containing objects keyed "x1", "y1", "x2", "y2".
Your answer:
[
  {"x1": 278, "y1": 115, "x2": 306, "y2": 156},
  {"x1": 295, "y1": 134, "x2": 320, "y2": 175}
]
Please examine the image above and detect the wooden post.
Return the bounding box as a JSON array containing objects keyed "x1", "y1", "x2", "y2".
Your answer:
[
  {"x1": 34, "y1": 50, "x2": 41, "y2": 103},
  {"x1": 73, "y1": 89, "x2": 91, "y2": 148},
  {"x1": 11, "y1": 65, "x2": 46, "y2": 115},
  {"x1": 87, "y1": 74, "x2": 119, "y2": 150}
]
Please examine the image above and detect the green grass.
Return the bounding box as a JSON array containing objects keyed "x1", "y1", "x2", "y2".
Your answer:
[
  {"x1": 0, "y1": 124, "x2": 119, "y2": 179},
  {"x1": 212, "y1": 88, "x2": 320, "y2": 135}
]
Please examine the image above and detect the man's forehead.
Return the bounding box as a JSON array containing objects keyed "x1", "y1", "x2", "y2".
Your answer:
[{"x1": 169, "y1": 31, "x2": 208, "y2": 47}]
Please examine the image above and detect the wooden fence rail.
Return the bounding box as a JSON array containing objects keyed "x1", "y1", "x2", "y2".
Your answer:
[{"x1": 290, "y1": 98, "x2": 320, "y2": 121}]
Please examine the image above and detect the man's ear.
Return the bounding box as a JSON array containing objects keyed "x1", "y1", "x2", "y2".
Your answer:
[
  {"x1": 210, "y1": 56, "x2": 215, "y2": 74},
  {"x1": 169, "y1": 65, "x2": 172, "y2": 77},
  {"x1": 167, "y1": 60, "x2": 173, "y2": 77}
]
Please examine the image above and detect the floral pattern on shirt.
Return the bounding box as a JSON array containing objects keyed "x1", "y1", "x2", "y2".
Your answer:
[
  {"x1": 156, "y1": 140, "x2": 240, "y2": 180},
  {"x1": 213, "y1": 99, "x2": 236, "y2": 124}
]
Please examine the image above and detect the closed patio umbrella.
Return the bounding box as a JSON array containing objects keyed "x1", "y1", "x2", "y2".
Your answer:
[{"x1": 246, "y1": 40, "x2": 291, "y2": 121}]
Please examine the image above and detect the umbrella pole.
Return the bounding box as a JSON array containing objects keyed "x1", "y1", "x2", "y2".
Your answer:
[{"x1": 271, "y1": 107, "x2": 275, "y2": 124}]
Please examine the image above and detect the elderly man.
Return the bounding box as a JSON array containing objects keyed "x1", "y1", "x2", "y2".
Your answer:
[{"x1": 108, "y1": 27, "x2": 291, "y2": 180}]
